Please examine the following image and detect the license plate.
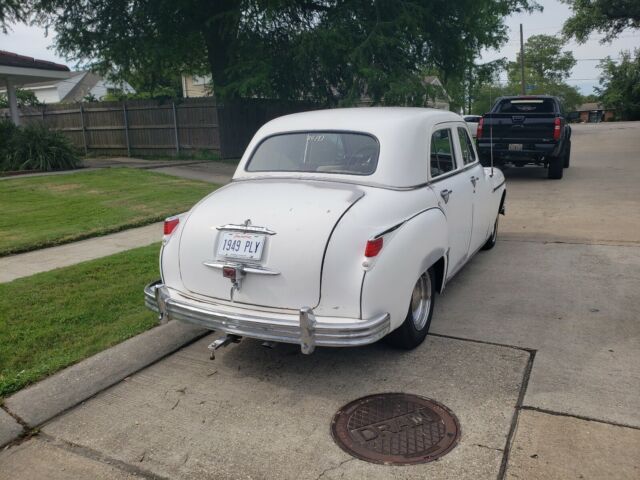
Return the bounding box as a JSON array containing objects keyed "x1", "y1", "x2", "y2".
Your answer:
[
  {"x1": 217, "y1": 232, "x2": 265, "y2": 261},
  {"x1": 508, "y1": 143, "x2": 523, "y2": 151}
]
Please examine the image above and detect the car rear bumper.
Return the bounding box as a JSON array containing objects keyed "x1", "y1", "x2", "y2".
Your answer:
[{"x1": 144, "y1": 281, "x2": 390, "y2": 354}]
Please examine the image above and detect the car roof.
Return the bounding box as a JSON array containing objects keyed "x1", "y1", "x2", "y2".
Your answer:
[{"x1": 234, "y1": 107, "x2": 466, "y2": 188}]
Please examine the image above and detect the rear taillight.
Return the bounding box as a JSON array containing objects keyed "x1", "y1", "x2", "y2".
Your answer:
[
  {"x1": 365, "y1": 237, "x2": 383, "y2": 257},
  {"x1": 553, "y1": 117, "x2": 561, "y2": 141},
  {"x1": 477, "y1": 117, "x2": 484, "y2": 139},
  {"x1": 163, "y1": 216, "x2": 180, "y2": 235}
]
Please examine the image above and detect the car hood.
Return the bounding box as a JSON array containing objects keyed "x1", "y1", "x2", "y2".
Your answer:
[{"x1": 178, "y1": 179, "x2": 364, "y2": 309}]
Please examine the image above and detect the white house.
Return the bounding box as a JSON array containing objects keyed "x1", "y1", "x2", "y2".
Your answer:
[{"x1": 0, "y1": 70, "x2": 135, "y2": 104}]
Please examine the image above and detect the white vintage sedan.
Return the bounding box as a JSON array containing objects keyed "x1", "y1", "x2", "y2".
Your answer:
[{"x1": 145, "y1": 108, "x2": 506, "y2": 355}]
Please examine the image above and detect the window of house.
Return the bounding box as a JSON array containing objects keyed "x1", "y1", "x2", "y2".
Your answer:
[{"x1": 430, "y1": 128, "x2": 457, "y2": 178}]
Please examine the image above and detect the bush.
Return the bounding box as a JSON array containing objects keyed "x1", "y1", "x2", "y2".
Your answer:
[
  {"x1": 1, "y1": 122, "x2": 80, "y2": 172},
  {"x1": 0, "y1": 120, "x2": 18, "y2": 170}
]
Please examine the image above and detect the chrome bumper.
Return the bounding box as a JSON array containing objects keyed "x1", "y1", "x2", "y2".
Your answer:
[{"x1": 144, "y1": 281, "x2": 390, "y2": 354}]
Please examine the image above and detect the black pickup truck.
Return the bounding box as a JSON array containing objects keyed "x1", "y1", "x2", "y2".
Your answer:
[{"x1": 476, "y1": 95, "x2": 571, "y2": 179}]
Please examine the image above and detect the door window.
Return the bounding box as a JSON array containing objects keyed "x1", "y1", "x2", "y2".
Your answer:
[
  {"x1": 430, "y1": 128, "x2": 457, "y2": 178},
  {"x1": 457, "y1": 127, "x2": 477, "y2": 165}
]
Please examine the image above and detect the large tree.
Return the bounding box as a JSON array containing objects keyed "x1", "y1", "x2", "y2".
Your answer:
[
  {"x1": 597, "y1": 49, "x2": 640, "y2": 120},
  {"x1": 20, "y1": 0, "x2": 537, "y2": 104},
  {"x1": 562, "y1": 0, "x2": 640, "y2": 43}
]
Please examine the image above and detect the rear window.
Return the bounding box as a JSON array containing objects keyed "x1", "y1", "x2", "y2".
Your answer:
[
  {"x1": 246, "y1": 132, "x2": 379, "y2": 175},
  {"x1": 495, "y1": 98, "x2": 555, "y2": 114}
]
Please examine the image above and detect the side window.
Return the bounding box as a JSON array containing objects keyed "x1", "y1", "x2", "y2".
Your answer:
[
  {"x1": 457, "y1": 127, "x2": 477, "y2": 165},
  {"x1": 430, "y1": 128, "x2": 456, "y2": 178}
]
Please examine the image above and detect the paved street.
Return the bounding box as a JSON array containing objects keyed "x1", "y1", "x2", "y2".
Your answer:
[{"x1": 1, "y1": 122, "x2": 639, "y2": 479}]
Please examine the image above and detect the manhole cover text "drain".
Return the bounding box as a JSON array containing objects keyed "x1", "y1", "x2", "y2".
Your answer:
[{"x1": 330, "y1": 393, "x2": 461, "y2": 465}]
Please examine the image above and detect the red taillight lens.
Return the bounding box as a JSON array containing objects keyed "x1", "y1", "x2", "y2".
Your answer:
[
  {"x1": 477, "y1": 117, "x2": 484, "y2": 139},
  {"x1": 163, "y1": 217, "x2": 179, "y2": 235},
  {"x1": 365, "y1": 237, "x2": 384, "y2": 257},
  {"x1": 553, "y1": 117, "x2": 561, "y2": 141}
]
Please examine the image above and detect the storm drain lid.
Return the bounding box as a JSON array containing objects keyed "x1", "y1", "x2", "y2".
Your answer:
[{"x1": 330, "y1": 393, "x2": 460, "y2": 465}]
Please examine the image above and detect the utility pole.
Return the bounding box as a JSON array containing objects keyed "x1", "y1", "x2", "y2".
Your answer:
[{"x1": 520, "y1": 23, "x2": 526, "y2": 95}]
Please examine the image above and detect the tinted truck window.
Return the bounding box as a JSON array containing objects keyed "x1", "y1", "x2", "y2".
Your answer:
[{"x1": 495, "y1": 99, "x2": 555, "y2": 114}]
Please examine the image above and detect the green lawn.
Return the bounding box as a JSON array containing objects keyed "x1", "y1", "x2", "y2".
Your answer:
[
  {"x1": 0, "y1": 168, "x2": 217, "y2": 256},
  {"x1": 0, "y1": 244, "x2": 162, "y2": 398}
]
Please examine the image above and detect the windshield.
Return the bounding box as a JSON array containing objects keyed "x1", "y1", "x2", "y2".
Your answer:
[{"x1": 246, "y1": 132, "x2": 379, "y2": 175}]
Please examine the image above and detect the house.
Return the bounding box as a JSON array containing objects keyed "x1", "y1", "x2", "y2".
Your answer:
[
  {"x1": 180, "y1": 74, "x2": 450, "y2": 110},
  {"x1": 0, "y1": 70, "x2": 135, "y2": 104},
  {"x1": 574, "y1": 102, "x2": 616, "y2": 123},
  {"x1": 0, "y1": 50, "x2": 70, "y2": 124}
]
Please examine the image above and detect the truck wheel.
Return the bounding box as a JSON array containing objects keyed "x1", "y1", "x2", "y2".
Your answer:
[
  {"x1": 563, "y1": 141, "x2": 571, "y2": 168},
  {"x1": 386, "y1": 268, "x2": 435, "y2": 350},
  {"x1": 482, "y1": 213, "x2": 499, "y2": 250},
  {"x1": 548, "y1": 157, "x2": 564, "y2": 179}
]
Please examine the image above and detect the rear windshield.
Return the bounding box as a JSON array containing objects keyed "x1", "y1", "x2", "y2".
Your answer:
[
  {"x1": 246, "y1": 132, "x2": 379, "y2": 175},
  {"x1": 464, "y1": 116, "x2": 481, "y2": 122},
  {"x1": 494, "y1": 98, "x2": 555, "y2": 114}
]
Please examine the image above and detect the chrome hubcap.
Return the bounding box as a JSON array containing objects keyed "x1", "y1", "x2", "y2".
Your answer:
[{"x1": 410, "y1": 274, "x2": 432, "y2": 330}]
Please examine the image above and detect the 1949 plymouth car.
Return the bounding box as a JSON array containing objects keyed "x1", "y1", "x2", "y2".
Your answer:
[{"x1": 145, "y1": 108, "x2": 506, "y2": 356}]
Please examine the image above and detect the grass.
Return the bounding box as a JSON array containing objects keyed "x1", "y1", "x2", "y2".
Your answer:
[
  {"x1": 0, "y1": 244, "x2": 162, "y2": 398},
  {"x1": 0, "y1": 167, "x2": 217, "y2": 256}
]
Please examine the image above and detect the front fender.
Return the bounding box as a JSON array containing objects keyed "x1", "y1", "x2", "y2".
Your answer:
[{"x1": 361, "y1": 207, "x2": 448, "y2": 331}]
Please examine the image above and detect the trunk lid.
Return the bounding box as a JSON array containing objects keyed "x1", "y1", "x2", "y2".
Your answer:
[
  {"x1": 178, "y1": 180, "x2": 363, "y2": 309},
  {"x1": 483, "y1": 113, "x2": 557, "y2": 142}
]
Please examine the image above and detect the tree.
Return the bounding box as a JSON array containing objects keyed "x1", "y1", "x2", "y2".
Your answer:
[
  {"x1": 25, "y1": 0, "x2": 538, "y2": 105},
  {"x1": 563, "y1": 0, "x2": 640, "y2": 43},
  {"x1": 0, "y1": 0, "x2": 26, "y2": 32},
  {"x1": 597, "y1": 49, "x2": 640, "y2": 120},
  {"x1": 0, "y1": 88, "x2": 43, "y2": 108},
  {"x1": 504, "y1": 34, "x2": 582, "y2": 111}
]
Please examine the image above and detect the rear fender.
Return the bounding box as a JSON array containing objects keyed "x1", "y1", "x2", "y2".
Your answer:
[{"x1": 360, "y1": 208, "x2": 448, "y2": 331}]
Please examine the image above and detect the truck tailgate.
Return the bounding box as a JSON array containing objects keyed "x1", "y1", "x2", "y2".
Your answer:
[{"x1": 484, "y1": 113, "x2": 556, "y2": 142}]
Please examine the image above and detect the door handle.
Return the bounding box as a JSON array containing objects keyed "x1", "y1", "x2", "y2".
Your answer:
[
  {"x1": 440, "y1": 189, "x2": 452, "y2": 203},
  {"x1": 470, "y1": 176, "x2": 478, "y2": 187}
]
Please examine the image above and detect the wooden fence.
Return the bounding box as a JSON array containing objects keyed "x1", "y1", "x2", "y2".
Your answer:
[{"x1": 2, "y1": 98, "x2": 316, "y2": 159}]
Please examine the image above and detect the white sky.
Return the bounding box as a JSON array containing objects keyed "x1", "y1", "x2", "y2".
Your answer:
[{"x1": 0, "y1": 0, "x2": 638, "y2": 95}]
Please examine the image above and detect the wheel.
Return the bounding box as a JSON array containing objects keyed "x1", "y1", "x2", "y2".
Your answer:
[
  {"x1": 548, "y1": 156, "x2": 564, "y2": 179},
  {"x1": 563, "y1": 141, "x2": 571, "y2": 168},
  {"x1": 482, "y1": 213, "x2": 499, "y2": 250},
  {"x1": 386, "y1": 269, "x2": 435, "y2": 350}
]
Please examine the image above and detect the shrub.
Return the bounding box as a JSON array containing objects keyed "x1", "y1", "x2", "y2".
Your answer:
[
  {"x1": 0, "y1": 120, "x2": 18, "y2": 170},
  {"x1": 5, "y1": 122, "x2": 80, "y2": 172}
]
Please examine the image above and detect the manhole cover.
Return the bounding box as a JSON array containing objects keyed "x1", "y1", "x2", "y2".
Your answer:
[{"x1": 330, "y1": 393, "x2": 460, "y2": 465}]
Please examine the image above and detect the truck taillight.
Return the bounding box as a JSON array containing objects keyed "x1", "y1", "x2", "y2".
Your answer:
[
  {"x1": 365, "y1": 237, "x2": 383, "y2": 257},
  {"x1": 553, "y1": 117, "x2": 561, "y2": 141},
  {"x1": 477, "y1": 117, "x2": 484, "y2": 139},
  {"x1": 164, "y1": 216, "x2": 180, "y2": 235}
]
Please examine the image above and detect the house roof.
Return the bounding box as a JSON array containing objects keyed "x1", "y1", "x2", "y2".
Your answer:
[
  {"x1": 0, "y1": 50, "x2": 69, "y2": 72},
  {"x1": 577, "y1": 102, "x2": 604, "y2": 111}
]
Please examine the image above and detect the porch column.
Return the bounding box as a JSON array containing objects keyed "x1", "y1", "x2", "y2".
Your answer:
[{"x1": 5, "y1": 78, "x2": 20, "y2": 125}]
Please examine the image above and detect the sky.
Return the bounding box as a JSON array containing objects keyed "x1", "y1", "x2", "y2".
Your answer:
[{"x1": 0, "y1": 0, "x2": 638, "y2": 95}]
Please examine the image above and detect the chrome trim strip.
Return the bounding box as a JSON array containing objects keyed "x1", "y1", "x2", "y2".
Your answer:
[
  {"x1": 493, "y1": 180, "x2": 506, "y2": 193},
  {"x1": 216, "y1": 224, "x2": 277, "y2": 235},
  {"x1": 144, "y1": 282, "x2": 390, "y2": 350},
  {"x1": 203, "y1": 261, "x2": 280, "y2": 276}
]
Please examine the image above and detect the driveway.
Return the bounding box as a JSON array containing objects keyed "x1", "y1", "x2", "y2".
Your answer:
[{"x1": 2, "y1": 122, "x2": 639, "y2": 479}]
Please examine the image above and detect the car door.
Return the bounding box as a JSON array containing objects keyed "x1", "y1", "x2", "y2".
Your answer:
[
  {"x1": 429, "y1": 125, "x2": 473, "y2": 278},
  {"x1": 455, "y1": 125, "x2": 492, "y2": 253}
]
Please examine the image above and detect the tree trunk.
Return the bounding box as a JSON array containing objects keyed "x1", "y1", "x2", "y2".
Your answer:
[{"x1": 198, "y1": 0, "x2": 242, "y2": 102}]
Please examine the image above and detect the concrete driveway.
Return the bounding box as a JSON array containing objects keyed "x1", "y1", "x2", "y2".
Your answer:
[{"x1": 2, "y1": 122, "x2": 639, "y2": 479}]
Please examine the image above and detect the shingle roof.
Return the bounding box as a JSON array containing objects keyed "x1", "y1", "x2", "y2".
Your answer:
[{"x1": 0, "y1": 50, "x2": 69, "y2": 72}]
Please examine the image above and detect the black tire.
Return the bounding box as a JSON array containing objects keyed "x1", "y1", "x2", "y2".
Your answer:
[
  {"x1": 482, "y1": 213, "x2": 499, "y2": 250},
  {"x1": 563, "y1": 141, "x2": 571, "y2": 168},
  {"x1": 386, "y1": 269, "x2": 435, "y2": 350},
  {"x1": 548, "y1": 156, "x2": 564, "y2": 179}
]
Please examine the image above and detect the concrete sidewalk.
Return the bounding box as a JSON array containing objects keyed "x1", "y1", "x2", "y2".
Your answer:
[{"x1": 0, "y1": 222, "x2": 162, "y2": 283}]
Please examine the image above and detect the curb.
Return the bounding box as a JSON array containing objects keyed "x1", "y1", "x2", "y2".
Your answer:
[{"x1": 1, "y1": 321, "x2": 208, "y2": 447}]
